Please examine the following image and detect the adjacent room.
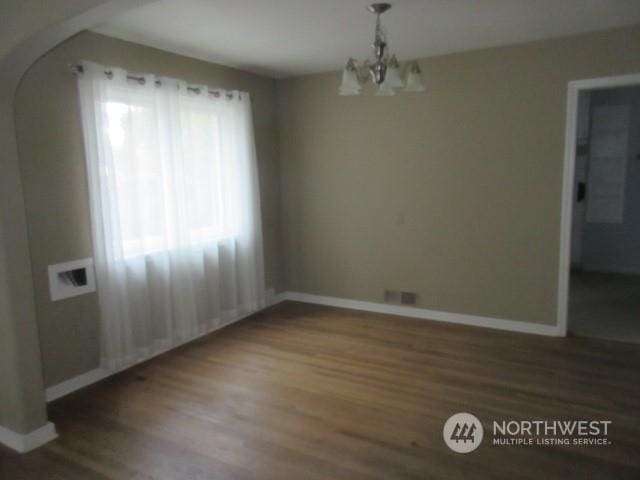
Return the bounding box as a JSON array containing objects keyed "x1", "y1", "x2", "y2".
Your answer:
[
  {"x1": 568, "y1": 86, "x2": 640, "y2": 343},
  {"x1": 1, "y1": 1, "x2": 640, "y2": 479}
]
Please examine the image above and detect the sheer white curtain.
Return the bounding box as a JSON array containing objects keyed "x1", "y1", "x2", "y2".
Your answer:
[{"x1": 77, "y1": 61, "x2": 265, "y2": 371}]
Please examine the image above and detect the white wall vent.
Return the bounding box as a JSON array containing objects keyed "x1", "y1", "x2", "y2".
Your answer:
[{"x1": 48, "y1": 258, "x2": 96, "y2": 301}]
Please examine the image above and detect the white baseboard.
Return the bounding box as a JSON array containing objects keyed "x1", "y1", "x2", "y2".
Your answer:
[
  {"x1": 282, "y1": 291, "x2": 562, "y2": 337},
  {"x1": 45, "y1": 367, "x2": 111, "y2": 402},
  {"x1": 0, "y1": 422, "x2": 57, "y2": 453}
]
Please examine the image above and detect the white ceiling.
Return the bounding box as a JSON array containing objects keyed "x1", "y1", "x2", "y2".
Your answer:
[{"x1": 92, "y1": 0, "x2": 640, "y2": 78}]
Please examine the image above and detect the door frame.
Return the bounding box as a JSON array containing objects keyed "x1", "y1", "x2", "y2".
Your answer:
[{"x1": 557, "y1": 72, "x2": 640, "y2": 336}]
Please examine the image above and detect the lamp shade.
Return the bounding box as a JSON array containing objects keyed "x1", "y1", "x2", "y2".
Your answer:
[
  {"x1": 405, "y1": 62, "x2": 425, "y2": 92},
  {"x1": 339, "y1": 59, "x2": 361, "y2": 96},
  {"x1": 382, "y1": 55, "x2": 404, "y2": 89}
]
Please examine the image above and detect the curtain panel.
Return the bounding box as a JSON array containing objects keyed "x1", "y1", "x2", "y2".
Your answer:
[{"x1": 77, "y1": 61, "x2": 265, "y2": 371}]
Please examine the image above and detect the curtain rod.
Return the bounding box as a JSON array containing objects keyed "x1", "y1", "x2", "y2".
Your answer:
[{"x1": 69, "y1": 64, "x2": 239, "y2": 99}]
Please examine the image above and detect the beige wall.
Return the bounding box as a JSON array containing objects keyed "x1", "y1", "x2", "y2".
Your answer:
[
  {"x1": 14, "y1": 31, "x2": 283, "y2": 387},
  {"x1": 277, "y1": 26, "x2": 640, "y2": 326}
]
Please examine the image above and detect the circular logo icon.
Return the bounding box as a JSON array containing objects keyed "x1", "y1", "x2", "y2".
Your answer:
[{"x1": 443, "y1": 412, "x2": 483, "y2": 453}]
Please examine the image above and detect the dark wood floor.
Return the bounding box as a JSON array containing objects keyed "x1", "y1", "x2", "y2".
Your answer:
[{"x1": 2, "y1": 301, "x2": 640, "y2": 479}]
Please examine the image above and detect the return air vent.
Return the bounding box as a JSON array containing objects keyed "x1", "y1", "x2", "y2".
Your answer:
[
  {"x1": 384, "y1": 289, "x2": 418, "y2": 305},
  {"x1": 400, "y1": 291, "x2": 417, "y2": 305},
  {"x1": 384, "y1": 289, "x2": 398, "y2": 303}
]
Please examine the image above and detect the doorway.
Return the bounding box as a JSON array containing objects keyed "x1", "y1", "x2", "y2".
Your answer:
[{"x1": 559, "y1": 75, "x2": 640, "y2": 342}]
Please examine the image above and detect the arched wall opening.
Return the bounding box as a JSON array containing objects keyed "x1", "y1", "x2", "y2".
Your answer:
[{"x1": 0, "y1": 0, "x2": 155, "y2": 453}]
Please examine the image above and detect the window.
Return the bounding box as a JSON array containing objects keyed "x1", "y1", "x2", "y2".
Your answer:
[{"x1": 84, "y1": 71, "x2": 244, "y2": 259}]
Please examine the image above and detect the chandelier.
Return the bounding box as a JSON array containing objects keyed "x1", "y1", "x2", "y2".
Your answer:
[{"x1": 339, "y1": 3, "x2": 425, "y2": 96}]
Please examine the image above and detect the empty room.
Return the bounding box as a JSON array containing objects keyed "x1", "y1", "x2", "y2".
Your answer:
[{"x1": 1, "y1": 1, "x2": 640, "y2": 479}]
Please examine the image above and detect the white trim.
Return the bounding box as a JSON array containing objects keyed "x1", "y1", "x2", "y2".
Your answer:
[
  {"x1": 557, "y1": 72, "x2": 640, "y2": 336},
  {"x1": 566, "y1": 73, "x2": 640, "y2": 91},
  {"x1": 283, "y1": 292, "x2": 561, "y2": 337},
  {"x1": 45, "y1": 289, "x2": 287, "y2": 402},
  {"x1": 0, "y1": 422, "x2": 57, "y2": 453},
  {"x1": 45, "y1": 367, "x2": 111, "y2": 402}
]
